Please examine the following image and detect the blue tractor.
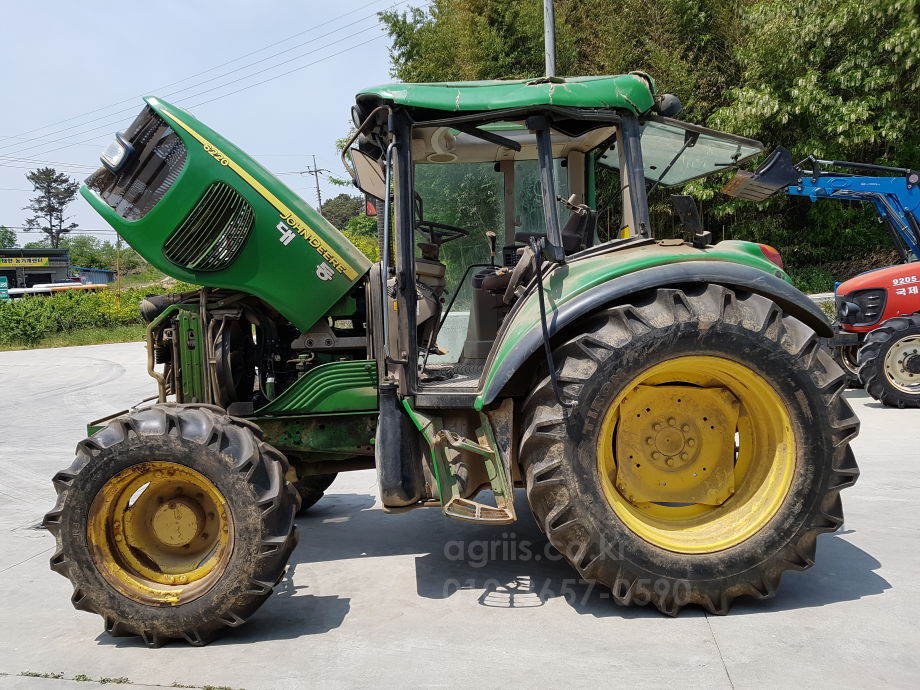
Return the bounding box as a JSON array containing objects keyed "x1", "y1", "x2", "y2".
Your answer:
[{"x1": 724, "y1": 147, "x2": 920, "y2": 406}]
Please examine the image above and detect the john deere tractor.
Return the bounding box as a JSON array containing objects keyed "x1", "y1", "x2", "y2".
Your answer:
[{"x1": 44, "y1": 73, "x2": 860, "y2": 647}]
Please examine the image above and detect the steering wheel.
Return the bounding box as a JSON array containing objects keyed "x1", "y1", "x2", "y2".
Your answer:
[{"x1": 416, "y1": 219, "x2": 469, "y2": 246}]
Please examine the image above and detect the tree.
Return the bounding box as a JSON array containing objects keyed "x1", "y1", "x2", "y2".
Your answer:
[
  {"x1": 23, "y1": 167, "x2": 79, "y2": 248},
  {"x1": 380, "y1": 0, "x2": 920, "y2": 282},
  {"x1": 320, "y1": 193, "x2": 365, "y2": 230},
  {"x1": 0, "y1": 225, "x2": 17, "y2": 248}
]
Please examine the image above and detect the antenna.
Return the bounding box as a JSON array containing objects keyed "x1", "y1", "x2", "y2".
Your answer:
[{"x1": 543, "y1": 0, "x2": 556, "y2": 77}]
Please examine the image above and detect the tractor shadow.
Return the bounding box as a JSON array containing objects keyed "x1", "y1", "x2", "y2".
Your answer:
[
  {"x1": 97, "y1": 481, "x2": 886, "y2": 647},
  {"x1": 282, "y1": 484, "x2": 889, "y2": 621}
]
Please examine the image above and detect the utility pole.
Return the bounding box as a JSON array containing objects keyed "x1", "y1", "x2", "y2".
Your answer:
[
  {"x1": 115, "y1": 232, "x2": 121, "y2": 306},
  {"x1": 543, "y1": 0, "x2": 556, "y2": 77},
  {"x1": 302, "y1": 155, "x2": 329, "y2": 209}
]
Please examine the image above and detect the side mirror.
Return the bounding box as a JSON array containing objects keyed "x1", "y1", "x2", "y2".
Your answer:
[
  {"x1": 670, "y1": 195, "x2": 702, "y2": 236},
  {"x1": 348, "y1": 148, "x2": 387, "y2": 202}
]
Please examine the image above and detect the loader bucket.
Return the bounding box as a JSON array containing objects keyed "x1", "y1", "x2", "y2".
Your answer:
[{"x1": 722, "y1": 146, "x2": 798, "y2": 201}]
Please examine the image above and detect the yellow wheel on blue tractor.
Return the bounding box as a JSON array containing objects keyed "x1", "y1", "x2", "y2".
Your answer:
[
  {"x1": 521, "y1": 285, "x2": 859, "y2": 614},
  {"x1": 44, "y1": 404, "x2": 298, "y2": 647}
]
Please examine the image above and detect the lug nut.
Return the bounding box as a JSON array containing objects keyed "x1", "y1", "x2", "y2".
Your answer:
[
  {"x1": 687, "y1": 438, "x2": 696, "y2": 447},
  {"x1": 681, "y1": 424, "x2": 690, "y2": 432},
  {"x1": 653, "y1": 423, "x2": 662, "y2": 431},
  {"x1": 645, "y1": 437, "x2": 654, "y2": 445},
  {"x1": 666, "y1": 457, "x2": 676, "y2": 467},
  {"x1": 667, "y1": 417, "x2": 676, "y2": 426},
  {"x1": 652, "y1": 451, "x2": 663, "y2": 460},
  {"x1": 680, "y1": 452, "x2": 689, "y2": 461}
]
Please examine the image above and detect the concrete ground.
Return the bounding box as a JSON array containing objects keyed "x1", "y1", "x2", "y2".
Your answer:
[{"x1": 0, "y1": 342, "x2": 917, "y2": 689}]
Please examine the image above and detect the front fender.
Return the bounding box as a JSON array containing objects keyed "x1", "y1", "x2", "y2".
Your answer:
[{"x1": 476, "y1": 246, "x2": 830, "y2": 409}]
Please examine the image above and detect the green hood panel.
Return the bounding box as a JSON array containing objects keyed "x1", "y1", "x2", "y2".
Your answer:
[
  {"x1": 81, "y1": 97, "x2": 371, "y2": 332},
  {"x1": 357, "y1": 73, "x2": 657, "y2": 115},
  {"x1": 476, "y1": 240, "x2": 796, "y2": 409}
]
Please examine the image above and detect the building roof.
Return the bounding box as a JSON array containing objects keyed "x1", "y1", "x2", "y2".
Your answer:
[
  {"x1": 0, "y1": 248, "x2": 69, "y2": 257},
  {"x1": 356, "y1": 73, "x2": 657, "y2": 117}
]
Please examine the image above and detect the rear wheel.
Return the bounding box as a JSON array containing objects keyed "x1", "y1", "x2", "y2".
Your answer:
[
  {"x1": 832, "y1": 342, "x2": 862, "y2": 388},
  {"x1": 858, "y1": 314, "x2": 920, "y2": 408},
  {"x1": 520, "y1": 286, "x2": 859, "y2": 614},
  {"x1": 43, "y1": 404, "x2": 298, "y2": 647}
]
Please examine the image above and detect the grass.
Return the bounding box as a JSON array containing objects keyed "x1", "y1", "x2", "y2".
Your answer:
[
  {"x1": 117, "y1": 264, "x2": 168, "y2": 288},
  {"x1": 0, "y1": 324, "x2": 146, "y2": 352}
]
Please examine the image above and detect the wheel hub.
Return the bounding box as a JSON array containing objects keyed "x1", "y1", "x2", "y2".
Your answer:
[
  {"x1": 905, "y1": 353, "x2": 920, "y2": 375},
  {"x1": 615, "y1": 385, "x2": 739, "y2": 505},
  {"x1": 87, "y1": 462, "x2": 233, "y2": 605},
  {"x1": 151, "y1": 498, "x2": 204, "y2": 547},
  {"x1": 883, "y1": 335, "x2": 920, "y2": 392}
]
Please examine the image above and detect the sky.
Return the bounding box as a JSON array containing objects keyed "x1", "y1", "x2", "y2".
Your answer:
[{"x1": 0, "y1": 0, "x2": 420, "y2": 246}]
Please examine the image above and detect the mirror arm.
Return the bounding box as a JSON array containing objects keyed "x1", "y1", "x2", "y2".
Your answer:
[{"x1": 340, "y1": 105, "x2": 392, "y2": 181}]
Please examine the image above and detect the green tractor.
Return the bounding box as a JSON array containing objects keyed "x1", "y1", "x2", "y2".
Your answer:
[{"x1": 44, "y1": 73, "x2": 859, "y2": 647}]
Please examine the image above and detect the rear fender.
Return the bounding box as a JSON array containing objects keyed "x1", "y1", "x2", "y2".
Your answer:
[{"x1": 476, "y1": 259, "x2": 830, "y2": 408}]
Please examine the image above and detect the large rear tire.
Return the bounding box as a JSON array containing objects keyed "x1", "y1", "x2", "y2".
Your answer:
[
  {"x1": 520, "y1": 285, "x2": 859, "y2": 614},
  {"x1": 857, "y1": 314, "x2": 920, "y2": 408},
  {"x1": 43, "y1": 404, "x2": 298, "y2": 647}
]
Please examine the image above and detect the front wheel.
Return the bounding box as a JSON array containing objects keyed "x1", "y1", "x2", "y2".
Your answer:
[
  {"x1": 832, "y1": 341, "x2": 862, "y2": 389},
  {"x1": 520, "y1": 286, "x2": 859, "y2": 614},
  {"x1": 858, "y1": 314, "x2": 920, "y2": 408},
  {"x1": 43, "y1": 404, "x2": 298, "y2": 647}
]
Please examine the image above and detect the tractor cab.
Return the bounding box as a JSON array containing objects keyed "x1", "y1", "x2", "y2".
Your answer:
[{"x1": 345, "y1": 75, "x2": 763, "y2": 405}]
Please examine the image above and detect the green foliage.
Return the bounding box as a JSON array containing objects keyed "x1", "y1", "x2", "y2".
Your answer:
[
  {"x1": 415, "y1": 162, "x2": 503, "y2": 304},
  {"x1": 786, "y1": 265, "x2": 837, "y2": 294},
  {"x1": 0, "y1": 281, "x2": 196, "y2": 347},
  {"x1": 63, "y1": 235, "x2": 145, "y2": 272},
  {"x1": 320, "y1": 193, "x2": 364, "y2": 230},
  {"x1": 380, "y1": 0, "x2": 920, "y2": 280},
  {"x1": 23, "y1": 167, "x2": 80, "y2": 248},
  {"x1": 0, "y1": 225, "x2": 16, "y2": 248},
  {"x1": 341, "y1": 213, "x2": 380, "y2": 261},
  {"x1": 21, "y1": 234, "x2": 146, "y2": 273}
]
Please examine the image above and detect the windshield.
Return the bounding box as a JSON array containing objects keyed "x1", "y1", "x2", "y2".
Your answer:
[{"x1": 599, "y1": 117, "x2": 762, "y2": 186}]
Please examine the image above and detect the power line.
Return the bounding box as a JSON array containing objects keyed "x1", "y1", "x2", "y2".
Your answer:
[
  {"x1": 0, "y1": 16, "x2": 384, "y2": 157},
  {"x1": 0, "y1": 3, "x2": 404, "y2": 159},
  {"x1": 17, "y1": 32, "x2": 390, "y2": 163},
  {"x1": 187, "y1": 34, "x2": 388, "y2": 110},
  {"x1": 0, "y1": 156, "x2": 96, "y2": 169},
  {"x1": 1, "y1": 225, "x2": 117, "y2": 233},
  {"x1": 3, "y1": 24, "x2": 387, "y2": 161},
  {"x1": 0, "y1": 162, "x2": 92, "y2": 175},
  {"x1": 0, "y1": 0, "x2": 387, "y2": 143}
]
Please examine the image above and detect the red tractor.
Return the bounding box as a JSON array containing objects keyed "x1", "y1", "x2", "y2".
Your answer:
[{"x1": 725, "y1": 147, "x2": 920, "y2": 407}]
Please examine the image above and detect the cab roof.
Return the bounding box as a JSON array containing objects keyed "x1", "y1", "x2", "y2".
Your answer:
[{"x1": 356, "y1": 73, "x2": 657, "y2": 117}]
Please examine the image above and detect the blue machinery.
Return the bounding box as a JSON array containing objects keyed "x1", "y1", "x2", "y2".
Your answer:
[{"x1": 723, "y1": 146, "x2": 920, "y2": 263}]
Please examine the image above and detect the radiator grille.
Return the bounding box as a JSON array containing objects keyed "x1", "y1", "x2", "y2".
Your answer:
[
  {"x1": 162, "y1": 182, "x2": 254, "y2": 271},
  {"x1": 85, "y1": 106, "x2": 187, "y2": 221}
]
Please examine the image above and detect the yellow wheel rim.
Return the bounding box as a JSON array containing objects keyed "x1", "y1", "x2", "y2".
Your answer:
[
  {"x1": 597, "y1": 356, "x2": 795, "y2": 554},
  {"x1": 87, "y1": 462, "x2": 233, "y2": 605}
]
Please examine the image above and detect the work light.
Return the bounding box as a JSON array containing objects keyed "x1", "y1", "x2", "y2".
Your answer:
[{"x1": 100, "y1": 132, "x2": 134, "y2": 173}]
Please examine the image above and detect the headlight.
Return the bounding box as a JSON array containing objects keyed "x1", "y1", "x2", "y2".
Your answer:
[
  {"x1": 837, "y1": 288, "x2": 886, "y2": 327},
  {"x1": 100, "y1": 132, "x2": 134, "y2": 173}
]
